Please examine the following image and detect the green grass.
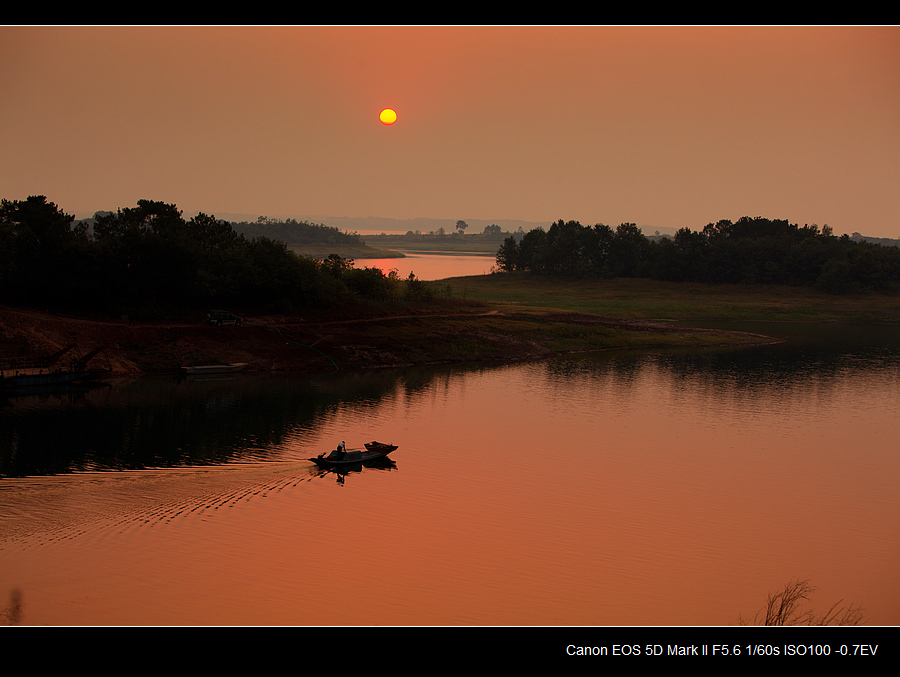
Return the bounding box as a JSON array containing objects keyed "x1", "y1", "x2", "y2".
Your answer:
[
  {"x1": 435, "y1": 273, "x2": 900, "y2": 323},
  {"x1": 314, "y1": 308, "x2": 780, "y2": 370}
]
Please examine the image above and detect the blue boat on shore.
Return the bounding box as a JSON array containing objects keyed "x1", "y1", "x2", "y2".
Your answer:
[
  {"x1": 1, "y1": 344, "x2": 111, "y2": 389},
  {"x1": 1, "y1": 368, "x2": 94, "y2": 387}
]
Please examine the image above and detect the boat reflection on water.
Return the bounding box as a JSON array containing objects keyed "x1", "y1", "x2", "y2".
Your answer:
[{"x1": 311, "y1": 455, "x2": 398, "y2": 485}]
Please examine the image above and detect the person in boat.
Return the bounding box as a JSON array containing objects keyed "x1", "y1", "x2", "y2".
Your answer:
[{"x1": 328, "y1": 440, "x2": 347, "y2": 460}]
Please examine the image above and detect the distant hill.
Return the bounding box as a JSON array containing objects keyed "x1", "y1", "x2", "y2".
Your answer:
[
  {"x1": 227, "y1": 218, "x2": 402, "y2": 259},
  {"x1": 212, "y1": 214, "x2": 555, "y2": 234},
  {"x1": 208, "y1": 214, "x2": 685, "y2": 237},
  {"x1": 851, "y1": 233, "x2": 900, "y2": 248}
]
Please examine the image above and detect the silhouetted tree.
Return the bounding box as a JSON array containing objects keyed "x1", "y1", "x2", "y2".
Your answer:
[
  {"x1": 609, "y1": 223, "x2": 649, "y2": 277},
  {"x1": 495, "y1": 235, "x2": 518, "y2": 273},
  {"x1": 0, "y1": 195, "x2": 94, "y2": 307},
  {"x1": 516, "y1": 227, "x2": 548, "y2": 272},
  {"x1": 404, "y1": 271, "x2": 432, "y2": 301}
]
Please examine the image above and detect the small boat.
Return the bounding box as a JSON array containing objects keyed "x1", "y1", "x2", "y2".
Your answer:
[
  {"x1": 2, "y1": 344, "x2": 111, "y2": 388},
  {"x1": 364, "y1": 441, "x2": 398, "y2": 452},
  {"x1": 181, "y1": 363, "x2": 248, "y2": 375},
  {"x1": 1, "y1": 368, "x2": 94, "y2": 388},
  {"x1": 309, "y1": 443, "x2": 398, "y2": 468}
]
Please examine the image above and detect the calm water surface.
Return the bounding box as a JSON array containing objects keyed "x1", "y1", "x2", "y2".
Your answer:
[
  {"x1": 364, "y1": 250, "x2": 495, "y2": 281},
  {"x1": 1, "y1": 323, "x2": 898, "y2": 625}
]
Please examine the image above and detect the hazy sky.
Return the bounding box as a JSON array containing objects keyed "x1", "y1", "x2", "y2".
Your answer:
[{"x1": 2, "y1": 26, "x2": 898, "y2": 236}]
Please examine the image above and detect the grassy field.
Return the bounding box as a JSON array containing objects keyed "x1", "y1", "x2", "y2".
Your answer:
[{"x1": 435, "y1": 273, "x2": 900, "y2": 324}]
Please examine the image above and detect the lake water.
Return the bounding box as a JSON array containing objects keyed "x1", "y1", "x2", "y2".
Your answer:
[
  {"x1": 1, "y1": 320, "x2": 897, "y2": 626},
  {"x1": 363, "y1": 250, "x2": 496, "y2": 281}
]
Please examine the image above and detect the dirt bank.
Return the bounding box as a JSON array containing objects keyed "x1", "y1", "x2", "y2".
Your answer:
[{"x1": 0, "y1": 305, "x2": 778, "y2": 377}]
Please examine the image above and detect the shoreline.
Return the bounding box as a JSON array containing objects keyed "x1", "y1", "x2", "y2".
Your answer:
[
  {"x1": 4, "y1": 276, "x2": 897, "y2": 379},
  {"x1": 0, "y1": 308, "x2": 778, "y2": 376},
  {"x1": 1, "y1": 305, "x2": 782, "y2": 379}
]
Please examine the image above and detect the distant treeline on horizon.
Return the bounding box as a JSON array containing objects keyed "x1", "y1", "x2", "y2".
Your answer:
[
  {"x1": 2, "y1": 196, "x2": 899, "y2": 321},
  {"x1": 494, "y1": 218, "x2": 900, "y2": 294}
]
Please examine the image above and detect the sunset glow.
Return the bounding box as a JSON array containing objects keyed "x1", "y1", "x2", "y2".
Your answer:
[{"x1": 1, "y1": 26, "x2": 897, "y2": 236}]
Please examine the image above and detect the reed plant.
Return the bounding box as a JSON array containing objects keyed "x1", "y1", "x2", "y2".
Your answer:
[{"x1": 740, "y1": 579, "x2": 865, "y2": 626}]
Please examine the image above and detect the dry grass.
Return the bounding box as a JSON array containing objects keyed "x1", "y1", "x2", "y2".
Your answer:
[
  {"x1": 740, "y1": 579, "x2": 865, "y2": 626},
  {"x1": 2, "y1": 588, "x2": 22, "y2": 625}
]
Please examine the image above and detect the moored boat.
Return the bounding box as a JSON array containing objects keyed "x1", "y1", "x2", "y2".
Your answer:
[
  {"x1": 1, "y1": 343, "x2": 111, "y2": 388},
  {"x1": 1, "y1": 368, "x2": 94, "y2": 387},
  {"x1": 181, "y1": 363, "x2": 248, "y2": 375}
]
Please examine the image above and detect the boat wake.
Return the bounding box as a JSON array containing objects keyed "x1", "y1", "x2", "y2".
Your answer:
[{"x1": 0, "y1": 462, "x2": 321, "y2": 549}]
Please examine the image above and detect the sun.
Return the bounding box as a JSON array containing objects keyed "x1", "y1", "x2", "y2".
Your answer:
[{"x1": 379, "y1": 108, "x2": 397, "y2": 125}]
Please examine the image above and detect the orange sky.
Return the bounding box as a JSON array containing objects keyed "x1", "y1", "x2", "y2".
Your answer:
[{"x1": 2, "y1": 26, "x2": 898, "y2": 237}]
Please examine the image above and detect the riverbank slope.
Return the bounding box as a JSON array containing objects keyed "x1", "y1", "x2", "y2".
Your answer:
[
  {"x1": 5, "y1": 276, "x2": 896, "y2": 377},
  {"x1": 0, "y1": 302, "x2": 776, "y2": 377}
]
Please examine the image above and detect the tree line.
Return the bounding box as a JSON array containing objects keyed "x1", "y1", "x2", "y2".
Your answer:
[
  {"x1": 495, "y1": 217, "x2": 900, "y2": 294},
  {"x1": 0, "y1": 196, "x2": 430, "y2": 316},
  {"x1": 232, "y1": 216, "x2": 366, "y2": 248}
]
